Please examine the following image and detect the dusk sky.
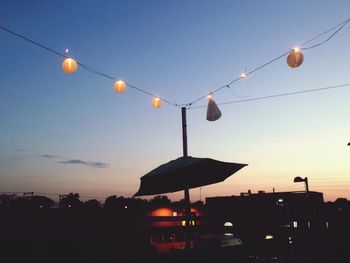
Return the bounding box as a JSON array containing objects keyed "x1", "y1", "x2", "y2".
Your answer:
[{"x1": 1, "y1": 0, "x2": 349, "y2": 202}]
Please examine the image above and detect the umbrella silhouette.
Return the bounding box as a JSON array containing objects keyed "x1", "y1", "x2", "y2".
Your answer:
[
  {"x1": 134, "y1": 107, "x2": 247, "y2": 250},
  {"x1": 134, "y1": 156, "x2": 247, "y2": 197}
]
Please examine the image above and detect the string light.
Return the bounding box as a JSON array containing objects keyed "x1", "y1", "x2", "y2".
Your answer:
[
  {"x1": 114, "y1": 80, "x2": 126, "y2": 93},
  {"x1": 287, "y1": 47, "x2": 304, "y2": 68},
  {"x1": 240, "y1": 72, "x2": 247, "y2": 79},
  {"x1": 152, "y1": 97, "x2": 162, "y2": 109},
  {"x1": 206, "y1": 94, "x2": 222, "y2": 121},
  {"x1": 187, "y1": 18, "x2": 350, "y2": 106},
  {"x1": 62, "y1": 58, "x2": 78, "y2": 74},
  {"x1": 0, "y1": 18, "x2": 349, "y2": 111}
]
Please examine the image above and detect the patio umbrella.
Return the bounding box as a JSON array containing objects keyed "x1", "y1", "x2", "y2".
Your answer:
[
  {"x1": 134, "y1": 107, "x2": 247, "y2": 250},
  {"x1": 134, "y1": 156, "x2": 247, "y2": 197}
]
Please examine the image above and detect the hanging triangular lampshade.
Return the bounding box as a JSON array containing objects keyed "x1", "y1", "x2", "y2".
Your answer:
[{"x1": 206, "y1": 96, "x2": 222, "y2": 121}]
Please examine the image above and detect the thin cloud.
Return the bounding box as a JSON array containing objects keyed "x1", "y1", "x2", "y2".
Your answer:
[
  {"x1": 13, "y1": 148, "x2": 29, "y2": 152},
  {"x1": 58, "y1": 159, "x2": 108, "y2": 168},
  {"x1": 38, "y1": 154, "x2": 59, "y2": 159}
]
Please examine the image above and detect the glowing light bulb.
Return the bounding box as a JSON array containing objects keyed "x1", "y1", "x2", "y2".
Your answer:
[
  {"x1": 152, "y1": 97, "x2": 162, "y2": 108},
  {"x1": 287, "y1": 48, "x2": 303, "y2": 68},
  {"x1": 114, "y1": 80, "x2": 126, "y2": 93},
  {"x1": 62, "y1": 58, "x2": 78, "y2": 74}
]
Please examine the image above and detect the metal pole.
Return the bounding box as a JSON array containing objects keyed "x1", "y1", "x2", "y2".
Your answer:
[
  {"x1": 181, "y1": 107, "x2": 191, "y2": 250},
  {"x1": 304, "y1": 177, "x2": 309, "y2": 200},
  {"x1": 182, "y1": 107, "x2": 188, "y2": 157}
]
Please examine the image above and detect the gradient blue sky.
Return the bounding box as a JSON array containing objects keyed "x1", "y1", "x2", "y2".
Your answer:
[{"x1": 1, "y1": 0, "x2": 350, "y2": 202}]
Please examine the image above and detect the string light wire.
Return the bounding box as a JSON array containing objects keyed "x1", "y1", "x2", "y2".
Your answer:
[
  {"x1": 0, "y1": 17, "x2": 349, "y2": 109},
  {"x1": 0, "y1": 25, "x2": 178, "y2": 108},
  {"x1": 189, "y1": 83, "x2": 350, "y2": 109},
  {"x1": 187, "y1": 18, "x2": 350, "y2": 106}
]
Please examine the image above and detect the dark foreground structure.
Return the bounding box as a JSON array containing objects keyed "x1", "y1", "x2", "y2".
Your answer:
[
  {"x1": 206, "y1": 191, "x2": 350, "y2": 262},
  {"x1": 0, "y1": 191, "x2": 349, "y2": 262}
]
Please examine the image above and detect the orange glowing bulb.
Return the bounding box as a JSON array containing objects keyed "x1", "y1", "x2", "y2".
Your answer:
[
  {"x1": 152, "y1": 97, "x2": 162, "y2": 109},
  {"x1": 62, "y1": 58, "x2": 78, "y2": 74},
  {"x1": 287, "y1": 48, "x2": 304, "y2": 68},
  {"x1": 114, "y1": 80, "x2": 126, "y2": 93}
]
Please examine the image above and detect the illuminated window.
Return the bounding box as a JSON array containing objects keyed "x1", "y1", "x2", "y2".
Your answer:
[
  {"x1": 173, "y1": 211, "x2": 177, "y2": 216},
  {"x1": 293, "y1": 221, "x2": 298, "y2": 228},
  {"x1": 224, "y1": 222, "x2": 233, "y2": 227},
  {"x1": 182, "y1": 220, "x2": 195, "y2": 226}
]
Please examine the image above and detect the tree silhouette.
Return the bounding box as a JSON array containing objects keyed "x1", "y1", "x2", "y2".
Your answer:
[
  {"x1": 104, "y1": 195, "x2": 118, "y2": 209},
  {"x1": 0, "y1": 194, "x2": 15, "y2": 208},
  {"x1": 85, "y1": 199, "x2": 101, "y2": 209},
  {"x1": 149, "y1": 195, "x2": 172, "y2": 208},
  {"x1": 60, "y1": 193, "x2": 82, "y2": 208},
  {"x1": 31, "y1": 195, "x2": 55, "y2": 208}
]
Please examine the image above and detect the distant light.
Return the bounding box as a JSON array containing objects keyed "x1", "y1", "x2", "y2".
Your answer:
[
  {"x1": 65, "y1": 48, "x2": 69, "y2": 53},
  {"x1": 62, "y1": 58, "x2": 78, "y2": 74},
  {"x1": 307, "y1": 221, "x2": 311, "y2": 228},
  {"x1": 224, "y1": 222, "x2": 233, "y2": 227},
  {"x1": 224, "y1": 233, "x2": 234, "y2": 236},
  {"x1": 152, "y1": 97, "x2": 162, "y2": 109},
  {"x1": 124, "y1": 205, "x2": 128, "y2": 209},
  {"x1": 114, "y1": 80, "x2": 126, "y2": 93},
  {"x1": 173, "y1": 211, "x2": 177, "y2": 217},
  {"x1": 265, "y1": 234, "x2": 274, "y2": 240},
  {"x1": 293, "y1": 47, "x2": 301, "y2": 52},
  {"x1": 240, "y1": 73, "x2": 247, "y2": 79},
  {"x1": 207, "y1": 93, "x2": 212, "y2": 99},
  {"x1": 326, "y1": 221, "x2": 329, "y2": 229},
  {"x1": 278, "y1": 198, "x2": 283, "y2": 203},
  {"x1": 293, "y1": 221, "x2": 298, "y2": 228},
  {"x1": 288, "y1": 236, "x2": 292, "y2": 240},
  {"x1": 68, "y1": 204, "x2": 71, "y2": 208},
  {"x1": 40, "y1": 205, "x2": 43, "y2": 208}
]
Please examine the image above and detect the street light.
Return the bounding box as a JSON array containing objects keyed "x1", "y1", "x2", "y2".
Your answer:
[{"x1": 294, "y1": 176, "x2": 309, "y2": 200}]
